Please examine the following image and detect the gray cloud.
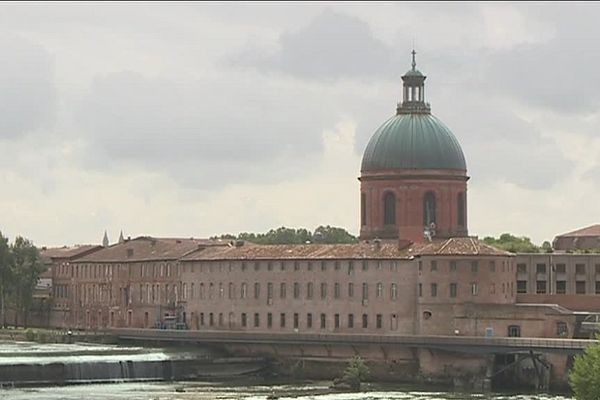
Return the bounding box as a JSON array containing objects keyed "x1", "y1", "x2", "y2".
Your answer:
[
  {"x1": 75, "y1": 70, "x2": 342, "y2": 187},
  {"x1": 230, "y1": 9, "x2": 404, "y2": 81},
  {"x1": 0, "y1": 35, "x2": 56, "y2": 139}
]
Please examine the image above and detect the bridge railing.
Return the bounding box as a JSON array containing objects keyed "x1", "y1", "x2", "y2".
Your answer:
[{"x1": 108, "y1": 328, "x2": 596, "y2": 351}]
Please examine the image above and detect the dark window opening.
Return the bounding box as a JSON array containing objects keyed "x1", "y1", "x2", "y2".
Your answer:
[
  {"x1": 361, "y1": 192, "x2": 367, "y2": 226},
  {"x1": 383, "y1": 192, "x2": 396, "y2": 225},
  {"x1": 457, "y1": 192, "x2": 465, "y2": 227},
  {"x1": 508, "y1": 325, "x2": 521, "y2": 337},
  {"x1": 556, "y1": 280, "x2": 566, "y2": 294},
  {"x1": 423, "y1": 192, "x2": 436, "y2": 226},
  {"x1": 517, "y1": 280, "x2": 527, "y2": 294}
]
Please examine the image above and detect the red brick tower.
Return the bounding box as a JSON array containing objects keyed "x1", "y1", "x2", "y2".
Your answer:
[{"x1": 359, "y1": 51, "x2": 469, "y2": 243}]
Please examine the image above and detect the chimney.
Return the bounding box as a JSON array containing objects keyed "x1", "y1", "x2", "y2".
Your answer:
[{"x1": 373, "y1": 238, "x2": 381, "y2": 251}]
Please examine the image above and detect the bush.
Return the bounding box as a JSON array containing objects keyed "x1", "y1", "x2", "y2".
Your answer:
[
  {"x1": 341, "y1": 356, "x2": 370, "y2": 390},
  {"x1": 570, "y1": 335, "x2": 600, "y2": 399},
  {"x1": 24, "y1": 328, "x2": 36, "y2": 341}
]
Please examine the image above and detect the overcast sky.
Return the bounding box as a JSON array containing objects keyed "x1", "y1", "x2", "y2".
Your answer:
[{"x1": 0, "y1": 2, "x2": 598, "y2": 247}]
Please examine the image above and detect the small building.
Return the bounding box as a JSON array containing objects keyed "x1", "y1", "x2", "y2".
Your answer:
[{"x1": 553, "y1": 224, "x2": 600, "y2": 252}]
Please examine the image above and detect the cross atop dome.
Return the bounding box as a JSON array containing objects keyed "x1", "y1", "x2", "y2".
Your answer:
[{"x1": 411, "y1": 49, "x2": 417, "y2": 71}]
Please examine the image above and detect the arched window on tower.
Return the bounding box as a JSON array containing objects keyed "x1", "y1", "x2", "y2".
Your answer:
[
  {"x1": 383, "y1": 192, "x2": 396, "y2": 226},
  {"x1": 457, "y1": 192, "x2": 465, "y2": 227},
  {"x1": 361, "y1": 192, "x2": 367, "y2": 226},
  {"x1": 423, "y1": 192, "x2": 436, "y2": 226}
]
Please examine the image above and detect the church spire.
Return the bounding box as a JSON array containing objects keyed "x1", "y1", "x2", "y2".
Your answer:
[
  {"x1": 397, "y1": 49, "x2": 431, "y2": 115},
  {"x1": 102, "y1": 230, "x2": 109, "y2": 247},
  {"x1": 118, "y1": 230, "x2": 124, "y2": 244}
]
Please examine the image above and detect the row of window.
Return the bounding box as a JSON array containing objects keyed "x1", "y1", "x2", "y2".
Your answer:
[
  {"x1": 420, "y1": 259, "x2": 512, "y2": 273},
  {"x1": 518, "y1": 280, "x2": 600, "y2": 295},
  {"x1": 418, "y1": 281, "x2": 514, "y2": 298},
  {"x1": 519, "y1": 263, "x2": 600, "y2": 276},
  {"x1": 171, "y1": 281, "x2": 400, "y2": 302},
  {"x1": 195, "y1": 311, "x2": 392, "y2": 330},
  {"x1": 189, "y1": 259, "x2": 401, "y2": 274},
  {"x1": 361, "y1": 191, "x2": 465, "y2": 228}
]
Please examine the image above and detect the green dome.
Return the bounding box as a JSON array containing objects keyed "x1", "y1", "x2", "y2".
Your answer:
[{"x1": 361, "y1": 113, "x2": 467, "y2": 172}]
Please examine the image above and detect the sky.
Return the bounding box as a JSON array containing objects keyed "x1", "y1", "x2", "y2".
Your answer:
[{"x1": 0, "y1": 2, "x2": 598, "y2": 247}]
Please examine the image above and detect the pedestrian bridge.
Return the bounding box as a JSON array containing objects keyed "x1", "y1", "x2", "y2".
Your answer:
[{"x1": 109, "y1": 329, "x2": 595, "y2": 355}]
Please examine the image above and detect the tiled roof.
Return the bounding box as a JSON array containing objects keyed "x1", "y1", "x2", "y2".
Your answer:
[
  {"x1": 41, "y1": 245, "x2": 103, "y2": 260},
  {"x1": 557, "y1": 224, "x2": 600, "y2": 238},
  {"x1": 75, "y1": 237, "x2": 228, "y2": 263},
  {"x1": 412, "y1": 237, "x2": 513, "y2": 257},
  {"x1": 182, "y1": 241, "x2": 415, "y2": 261},
  {"x1": 181, "y1": 237, "x2": 511, "y2": 261}
]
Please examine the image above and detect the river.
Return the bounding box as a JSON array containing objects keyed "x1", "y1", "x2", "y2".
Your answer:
[{"x1": 0, "y1": 381, "x2": 574, "y2": 400}]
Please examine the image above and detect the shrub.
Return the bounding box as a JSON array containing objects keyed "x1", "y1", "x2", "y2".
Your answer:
[{"x1": 24, "y1": 328, "x2": 36, "y2": 341}]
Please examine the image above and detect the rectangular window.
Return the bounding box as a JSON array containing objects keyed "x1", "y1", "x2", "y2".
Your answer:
[
  {"x1": 267, "y1": 313, "x2": 273, "y2": 328},
  {"x1": 267, "y1": 261, "x2": 273, "y2": 271},
  {"x1": 267, "y1": 282, "x2": 273, "y2": 301},
  {"x1": 335, "y1": 261, "x2": 341, "y2": 270},
  {"x1": 536, "y1": 280, "x2": 547, "y2": 294},
  {"x1": 280, "y1": 261, "x2": 285, "y2": 271},
  {"x1": 362, "y1": 283, "x2": 368, "y2": 300},
  {"x1": 321, "y1": 261, "x2": 327, "y2": 271},
  {"x1": 376, "y1": 283, "x2": 383, "y2": 298},
  {"x1": 489, "y1": 260, "x2": 496, "y2": 272},
  {"x1": 450, "y1": 283, "x2": 457, "y2": 298},
  {"x1": 471, "y1": 282, "x2": 478, "y2": 296},
  {"x1": 536, "y1": 264, "x2": 546, "y2": 274},
  {"x1": 241, "y1": 313, "x2": 246, "y2": 327},
  {"x1": 348, "y1": 282, "x2": 354, "y2": 298},
  {"x1": 517, "y1": 263, "x2": 527, "y2": 274},
  {"x1": 254, "y1": 261, "x2": 260, "y2": 271},
  {"x1": 254, "y1": 313, "x2": 260, "y2": 327},
  {"x1": 200, "y1": 312, "x2": 205, "y2": 326},
  {"x1": 280, "y1": 283, "x2": 287, "y2": 299},
  {"x1": 280, "y1": 313, "x2": 286, "y2": 328},
  {"x1": 576, "y1": 264, "x2": 586, "y2": 275},
  {"x1": 556, "y1": 263, "x2": 566, "y2": 274},
  {"x1": 219, "y1": 313, "x2": 224, "y2": 326},
  {"x1": 209, "y1": 313, "x2": 214, "y2": 326},
  {"x1": 471, "y1": 261, "x2": 478, "y2": 273},
  {"x1": 334, "y1": 313, "x2": 340, "y2": 329},
  {"x1": 254, "y1": 283, "x2": 260, "y2": 299},
  {"x1": 596, "y1": 281, "x2": 600, "y2": 295},
  {"x1": 376, "y1": 314, "x2": 382, "y2": 329},
  {"x1": 320, "y1": 313, "x2": 326, "y2": 329},
  {"x1": 308, "y1": 261, "x2": 313, "y2": 271},
  {"x1": 334, "y1": 283, "x2": 340, "y2": 299},
  {"x1": 348, "y1": 261, "x2": 354, "y2": 274},
  {"x1": 306, "y1": 282, "x2": 314, "y2": 299},
  {"x1": 348, "y1": 314, "x2": 354, "y2": 328},
  {"x1": 294, "y1": 261, "x2": 300, "y2": 271},
  {"x1": 556, "y1": 280, "x2": 566, "y2": 294},
  {"x1": 418, "y1": 283, "x2": 422, "y2": 297},
  {"x1": 293, "y1": 313, "x2": 299, "y2": 329},
  {"x1": 362, "y1": 314, "x2": 368, "y2": 328},
  {"x1": 576, "y1": 281, "x2": 586, "y2": 294},
  {"x1": 431, "y1": 260, "x2": 437, "y2": 271},
  {"x1": 362, "y1": 260, "x2": 368, "y2": 271},
  {"x1": 517, "y1": 280, "x2": 527, "y2": 294},
  {"x1": 557, "y1": 322, "x2": 568, "y2": 337},
  {"x1": 294, "y1": 282, "x2": 300, "y2": 299},
  {"x1": 391, "y1": 283, "x2": 398, "y2": 300},
  {"x1": 321, "y1": 283, "x2": 328, "y2": 299},
  {"x1": 596, "y1": 264, "x2": 600, "y2": 275},
  {"x1": 450, "y1": 261, "x2": 457, "y2": 272},
  {"x1": 431, "y1": 283, "x2": 437, "y2": 297},
  {"x1": 307, "y1": 313, "x2": 313, "y2": 328}
]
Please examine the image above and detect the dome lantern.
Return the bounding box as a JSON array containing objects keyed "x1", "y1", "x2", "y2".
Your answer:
[{"x1": 397, "y1": 49, "x2": 431, "y2": 115}]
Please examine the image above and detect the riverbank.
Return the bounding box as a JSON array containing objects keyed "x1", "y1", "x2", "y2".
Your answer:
[{"x1": 0, "y1": 328, "x2": 115, "y2": 344}]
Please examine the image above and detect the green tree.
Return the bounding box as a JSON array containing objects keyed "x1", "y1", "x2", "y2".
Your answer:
[
  {"x1": 11, "y1": 236, "x2": 45, "y2": 327},
  {"x1": 313, "y1": 225, "x2": 359, "y2": 244},
  {"x1": 0, "y1": 231, "x2": 12, "y2": 328},
  {"x1": 482, "y1": 233, "x2": 540, "y2": 253},
  {"x1": 541, "y1": 241, "x2": 553, "y2": 253},
  {"x1": 341, "y1": 356, "x2": 370, "y2": 390},
  {"x1": 570, "y1": 335, "x2": 600, "y2": 400},
  {"x1": 214, "y1": 225, "x2": 358, "y2": 245}
]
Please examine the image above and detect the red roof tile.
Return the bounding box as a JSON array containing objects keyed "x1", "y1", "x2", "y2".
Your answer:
[
  {"x1": 75, "y1": 237, "x2": 228, "y2": 263},
  {"x1": 557, "y1": 224, "x2": 600, "y2": 238},
  {"x1": 41, "y1": 245, "x2": 103, "y2": 260}
]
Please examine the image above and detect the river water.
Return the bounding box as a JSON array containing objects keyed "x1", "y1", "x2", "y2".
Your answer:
[
  {"x1": 0, "y1": 340, "x2": 574, "y2": 400},
  {"x1": 0, "y1": 381, "x2": 574, "y2": 400}
]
